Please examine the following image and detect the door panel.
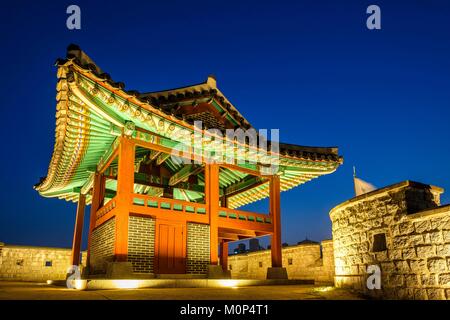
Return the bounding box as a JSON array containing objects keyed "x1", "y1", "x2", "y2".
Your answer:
[{"x1": 157, "y1": 222, "x2": 185, "y2": 274}]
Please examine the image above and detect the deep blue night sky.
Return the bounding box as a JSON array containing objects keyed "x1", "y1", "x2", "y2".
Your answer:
[{"x1": 0, "y1": 1, "x2": 449, "y2": 250}]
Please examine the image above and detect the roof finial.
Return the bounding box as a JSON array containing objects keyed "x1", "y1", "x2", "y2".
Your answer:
[
  {"x1": 353, "y1": 166, "x2": 357, "y2": 178},
  {"x1": 207, "y1": 74, "x2": 217, "y2": 88}
]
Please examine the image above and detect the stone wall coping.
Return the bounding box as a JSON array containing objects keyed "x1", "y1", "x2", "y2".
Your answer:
[
  {"x1": 329, "y1": 180, "x2": 444, "y2": 219},
  {"x1": 2, "y1": 243, "x2": 87, "y2": 253},
  {"x1": 406, "y1": 203, "x2": 450, "y2": 221},
  {"x1": 229, "y1": 240, "x2": 332, "y2": 258}
]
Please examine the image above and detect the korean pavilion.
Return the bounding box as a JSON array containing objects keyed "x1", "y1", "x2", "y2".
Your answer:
[{"x1": 35, "y1": 45, "x2": 342, "y2": 279}]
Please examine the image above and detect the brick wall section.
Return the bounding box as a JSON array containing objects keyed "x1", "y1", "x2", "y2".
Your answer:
[
  {"x1": 228, "y1": 241, "x2": 335, "y2": 284},
  {"x1": 330, "y1": 180, "x2": 450, "y2": 300},
  {"x1": 0, "y1": 244, "x2": 86, "y2": 281},
  {"x1": 186, "y1": 223, "x2": 210, "y2": 274},
  {"x1": 128, "y1": 216, "x2": 155, "y2": 273},
  {"x1": 90, "y1": 217, "x2": 115, "y2": 274}
]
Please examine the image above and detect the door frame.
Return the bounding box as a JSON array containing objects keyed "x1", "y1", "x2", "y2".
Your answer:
[{"x1": 154, "y1": 218, "x2": 187, "y2": 274}]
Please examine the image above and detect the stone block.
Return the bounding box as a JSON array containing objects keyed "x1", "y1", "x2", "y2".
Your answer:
[
  {"x1": 207, "y1": 265, "x2": 231, "y2": 279},
  {"x1": 431, "y1": 217, "x2": 450, "y2": 231},
  {"x1": 436, "y1": 244, "x2": 450, "y2": 256},
  {"x1": 404, "y1": 274, "x2": 419, "y2": 287},
  {"x1": 416, "y1": 245, "x2": 435, "y2": 258},
  {"x1": 410, "y1": 259, "x2": 427, "y2": 273},
  {"x1": 423, "y1": 231, "x2": 443, "y2": 244},
  {"x1": 386, "y1": 274, "x2": 404, "y2": 287},
  {"x1": 266, "y1": 267, "x2": 288, "y2": 280},
  {"x1": 402, "y1": 247, "x2": 416, "y2": 259},
  {"x1": 414, "y1": 289, "x2": 427, "y2": 300},
  {"x1": 438, "y1": 273, "x2": 450, "y2": 286},
  {"x1": 380, "y1": 262, "x2": 396, "y2": 273},
  {"x1": 106, "y1": 262, "x2": 134, "y2": 279},
  {"x1": 427, "y1": 258, "x2": 447, "y2": 273},
  {"x1": 394, "y1": 260, "x2": 410, "y2": 273},
  {"x1": 399, "y1": 222, "x2": 415, "y2": 235},
  {"x1": 443, "y1": 230, "x2": 450, "y2": 242},
  {"x1": 426, "y1": 288, "x2": 446, "y2": 300},
  {"x1": 420, "y1": 274, "x2": 436, "y2": 286},
  {"x1": 393, "y1": 236, "x2": 408, "y2": 248},
  {"x1": 389, "y1": 249, "x2": 403, "y2": 260},
  {"x1": 414, "y1": 220, "x2": 431, "y2": 233}
]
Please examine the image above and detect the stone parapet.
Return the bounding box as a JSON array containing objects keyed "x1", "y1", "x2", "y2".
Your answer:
[
  {"x1": 0, "y1": 243, "x2": 86, "y2": 282},
  {"x1": 330, "y1": 180, "x2": 450, "y2": 300},
  {"x1": 228, "y1": 241, "x2": 335, "y2": 284}
]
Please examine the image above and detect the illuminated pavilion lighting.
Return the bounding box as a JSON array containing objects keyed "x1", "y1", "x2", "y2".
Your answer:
[
  {"x1": 74, "y1": 279, "x2": 87, "y2": 290},
  {"x1": 217, "y1": 279, "x2": 239, "y2": 288},
  {"x1": 35, "y1": 45, "x2": 343, "y2": 282},
  {"x1": 111, "y1": 280, "x2": 144, "y2": 289}
]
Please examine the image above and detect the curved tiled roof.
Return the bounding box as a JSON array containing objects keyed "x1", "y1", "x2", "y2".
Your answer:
[{"x1": 35, "y1": 44, "x2": 343, "y2": 208}]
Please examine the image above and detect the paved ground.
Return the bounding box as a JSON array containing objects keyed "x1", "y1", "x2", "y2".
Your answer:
[{"x1": 0, "y1": 281, "x2": 364, "y2": 300}]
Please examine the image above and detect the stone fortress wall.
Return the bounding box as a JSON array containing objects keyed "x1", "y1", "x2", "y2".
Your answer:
[
  {"x1": 228, "y1": 240, "x2": 335, "y2": 284},
  {"x1": 330, "y1": 180, "x2": 450, "y2": 300},
  {"x1": 0, "y1": 243, "x2": 86, "y2": 282},
  {"x1": 2, "y1": 180, "x2": 449, "y2": 301}
]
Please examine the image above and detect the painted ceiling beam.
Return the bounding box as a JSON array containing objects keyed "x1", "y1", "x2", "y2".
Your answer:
[
  {"x1": 224, "y1": 175, "x2": 267, "y2": 197},
  {"x1": 169, "y1": 164, "x2": 204, "y2": 186},
  {"x1": 104, "y1": 172, "x2": 206, "y2": 194},
  {"x1": 156, "y1": 152, "x2": 171, "y2": 166}
]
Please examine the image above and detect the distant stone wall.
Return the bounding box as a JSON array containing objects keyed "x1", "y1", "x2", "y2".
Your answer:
[
  {"x1": 89, "y1": 217, "x2": 115, "y2": 274},
  {"x1": 0, "y1": 243, "x2": 86, "y2": 281},
  {"x1": 128, "y1": 216, "x2": 155, "y2": 273},
  {"x1": 186, "y1": 223, "x2": 210, "y2": 274},
  {"x1": 330, "y1": 180, "x2": 450, "y2": 300},
  {"x1": 228, "y1": 240, "x2": 335, "y2": 283}
]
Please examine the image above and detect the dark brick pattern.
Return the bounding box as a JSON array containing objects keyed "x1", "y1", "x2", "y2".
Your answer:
[
  {"x1": 186, "y1": 223, "x2": 210, "y2": 274},
  {"x1": 128, "y1": 216, "x2": 155, "y2": 273},
  {"x1": 90, "y1": 217, "x2": 115, "y2": 274}
]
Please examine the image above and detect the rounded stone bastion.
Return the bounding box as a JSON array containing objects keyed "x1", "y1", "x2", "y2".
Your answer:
[{"x1": 329, "y1": 180, "x2": 450, "y2": 300}]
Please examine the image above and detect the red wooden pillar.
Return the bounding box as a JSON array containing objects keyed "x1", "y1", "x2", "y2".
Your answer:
[
  {"x1": 70, "y1": 193, "x2": 86, "y2": 266},
  {"x1": 206, "y1": 163, "x2": 220, "y2": 265},
  {"x1": 270, "y1": 175, "x2": 282, "y2": 267},
  {"x1": 86, "y1": 173, "x2": 103, "y2": 266},
  {"x1": 114, "y1": 136, "x2": 135, "y2": 262},
  {"x1": 220, "y1": 240, "x2": 228, "y2": 272}
]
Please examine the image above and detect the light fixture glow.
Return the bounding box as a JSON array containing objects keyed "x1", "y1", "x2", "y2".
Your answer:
[
  {"x1": 217, "y1": 279, "x2": 239, "y2": 288},
  {"x1": 315, "y1": 286, "x2": 334, "y2": 292},
  {"x1": 111, "y1": 280, "x2": 143, "y2": 289}
]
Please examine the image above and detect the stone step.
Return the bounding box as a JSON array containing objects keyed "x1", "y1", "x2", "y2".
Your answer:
[{"x1": 57, "y1": 278, "x2": 314, "y2": 290}]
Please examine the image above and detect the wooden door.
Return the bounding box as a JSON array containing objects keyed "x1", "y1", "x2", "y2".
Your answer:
[{"x1": 156, "y1": 221, "x2": 185, "y2": 274}]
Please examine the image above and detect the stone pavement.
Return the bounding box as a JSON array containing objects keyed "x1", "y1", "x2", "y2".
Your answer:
[{"x1": 0, "y1": 281, "x2": 364, "y2": 300}]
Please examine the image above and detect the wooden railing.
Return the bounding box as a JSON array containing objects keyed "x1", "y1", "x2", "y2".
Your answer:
[
  {"x1": 96, "y1": 197, "x2": 116, "y2": 220},
  {"x1": 218, "y1": 207, "x2": 272, "y2": 225},
  {"x1": 131, "y1": 194, "x2": 207, "y2": 215},
  {"x1": 95, "y1": 194, "x2": 272, "y2": 232}
]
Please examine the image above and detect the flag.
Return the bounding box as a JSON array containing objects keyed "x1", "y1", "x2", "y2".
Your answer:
[{"x1": 353, "y1": 166, "x2": 376, "y2": 196}]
